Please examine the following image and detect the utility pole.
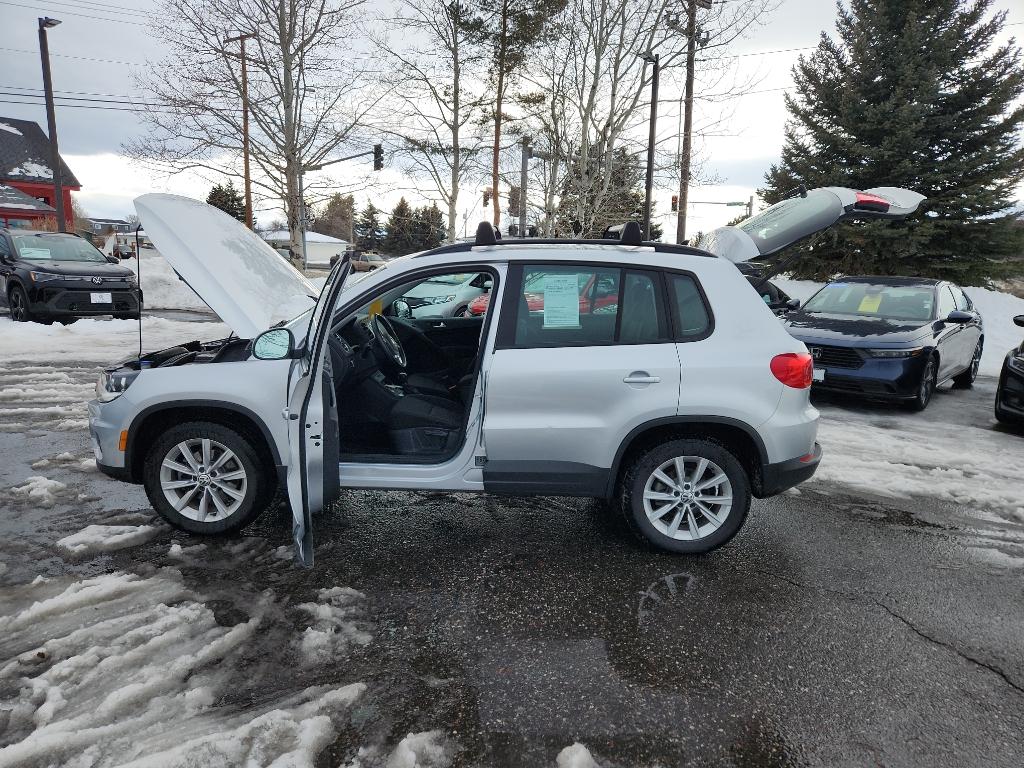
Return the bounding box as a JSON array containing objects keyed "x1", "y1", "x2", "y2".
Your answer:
[
  {"x1": 676, "y1": 0, "x2": 699, "y2": 245},
  {"x1": 226, "y1": 32, "x2": 256, "y2": 230},
  {"x1": 37, "y1": 17, "x2": 65, "y2": 232},
  {"x1": 519, "y1": 136, "x2": 530, "y2": 239},
  {"x1": 640, "y1": 52, "x2": 659, "y2": 240}
]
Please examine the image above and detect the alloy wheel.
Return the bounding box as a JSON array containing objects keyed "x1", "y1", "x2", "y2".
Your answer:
[
  {"x1": 10, "y1": 289, "x2": 26, "y2": 321},
  {"x1": 970, "y1": 342, "x2": 982, "y2": 380},
  {"x1": 920, "y1": 359, "x2": 935, "y2": 405},
  {"x1": 642, "y1": 455, "x2": 733, "y2": 541},
  {"x1": 159, "y1": 438, "x2": 247, "y2": 522}
]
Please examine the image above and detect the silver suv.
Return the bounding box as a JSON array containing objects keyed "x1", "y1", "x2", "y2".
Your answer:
[{"x1": 88, "y1": 187, "x2": 924, "y2": 565}]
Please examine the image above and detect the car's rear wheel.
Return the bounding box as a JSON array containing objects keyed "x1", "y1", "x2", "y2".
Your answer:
[
  {"x1": 906, "y1": 355, "x2": 937, "y2": 412},
  {"x1": 142, "y1": 421, "x2": 275, "y2": 535},
  {"x1": 952, "y1": 340, "x2": 983, "y2": 389},
  {"x1": 619, "y1": 438, "x2": 750, "y2": 554}
]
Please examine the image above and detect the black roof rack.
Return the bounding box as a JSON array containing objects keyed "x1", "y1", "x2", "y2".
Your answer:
[{"x1": 414, "y1": 220, "x2": 714, "y2": 260}]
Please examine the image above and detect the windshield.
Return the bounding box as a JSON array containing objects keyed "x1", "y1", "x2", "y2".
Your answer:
[
  {"x1": 803, "y1": 282, "x2": 935, "y2": 322},
  {"x1": 424, "y1": 273, "x2": 471, "y2": 285},
  {"x1": 13, "y1": 234, "x2": 107, "y2": 263}
]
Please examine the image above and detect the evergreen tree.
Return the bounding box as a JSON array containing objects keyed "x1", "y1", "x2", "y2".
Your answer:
[
  {"x1": 384, "y1": 197, "x2": 419, "y2": 255},
  {"x1": 761, "y1": 0, "x2": 1024, "y2": 282},
  {"x1": 354, "y1": 203, "x2": 385, "y2": 252},
  {"x1": 318, "y1": 193, "x2": 356, "y2": 242},
  {"x1": 411, "y1": 203, "x2": 447, "y2": 251},
  {"x1": 206, "y1": 181, "x2": 245, "y2": 222}
]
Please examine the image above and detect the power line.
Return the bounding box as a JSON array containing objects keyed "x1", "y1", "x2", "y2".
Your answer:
[
  {"x1": 0, "y1": 0, "x2": 148, "y2": 26},
  {"x1": 0, "y1": 46, "x2": 141, "y2": 66}
]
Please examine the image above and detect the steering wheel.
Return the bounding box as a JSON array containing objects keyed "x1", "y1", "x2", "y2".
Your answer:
[{"x1": 371, "y1": 313, "x2": 407, "y2": 373}]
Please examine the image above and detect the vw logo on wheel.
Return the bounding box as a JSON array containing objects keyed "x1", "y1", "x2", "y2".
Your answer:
[
  {"x1": 810, "y1": 347, "x2": 822, "y2": 360},
  {"x1": 91, "y1": 276, "x2": 103, "y2": 285}
]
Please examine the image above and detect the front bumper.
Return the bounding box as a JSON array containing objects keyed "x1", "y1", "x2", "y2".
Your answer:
[
  {"x1": 995, "y1": 354, "x2": 1024, "y2": 424},
  {"x1": 809, "y1": 353, "x2": 929, "y2": 400},
  {"x1": 28, "y1": 282, "x2": 142, "y2": 317},
  {"x1": 88, "y1": 397, "x2": 137, "y2": 482},
  {"x1": 759, "y1": 442, "x2": 822, "y2": 497}
]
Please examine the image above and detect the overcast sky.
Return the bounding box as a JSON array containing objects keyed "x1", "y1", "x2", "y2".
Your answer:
[{"x1": 1, "y1": 0, "x2": 1021, "y2": 239}]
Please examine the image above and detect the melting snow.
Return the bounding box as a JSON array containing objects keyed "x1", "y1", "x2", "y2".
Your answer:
[
  {"x1": 386, "y1": 731, "x2": 454, "y2": 768},
  {"x1": 9, "y1": 476, "x2": 66, "y2": 507},
  {"x1": 556, "y1": 743, "x2": 600, "y2": 768},
  {"x1": 7, "y1": 161, "x2": 53, "y2": 179},
  {"x1": 56, "y1": 524, "x2": 160, "y2": 556},
  {"x1": 297, "y1": 586, "x2": 372, "y2": 667}
]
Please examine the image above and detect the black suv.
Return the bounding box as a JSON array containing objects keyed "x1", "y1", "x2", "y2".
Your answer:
[{"x1": 0, "y1": 230, "x2": 142, "y2": 324}]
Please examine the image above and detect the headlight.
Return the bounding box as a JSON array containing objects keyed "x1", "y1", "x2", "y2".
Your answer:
[
  {"x1": 95, "y1": 369, "x2": 140, "y2": 402},
  {"x1": 29, "y1": 271, "x2": 63, "y2": 282},
  {"x1": 866, "y1": 347, "x2": 924, "y2": 359},
  {"x1": 126, "y1": 274, "x2": 138, "y2": 288},
  {"x1": 426, "y1": 295, "x2": 456, "y2": 305}
]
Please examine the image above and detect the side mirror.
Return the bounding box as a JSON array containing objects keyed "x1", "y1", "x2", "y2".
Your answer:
[
  {"x1": 945, "y1": 310, "x2": 973, "y2": 324},
  {"x1": 482, "y1": 279, "x2": 493, "y2": 293},
  {"x1": 105, "y1": 255, "x2": 119, "y2": 264},
  {"x1": 391, "y1": 299, "x2": 412, "y2": 319},
  {"x1": 786, "y1": 298, "x2": 801, "y2": 311},
  {"x1": 1014, "y1": 315, "x2": 1024, "y2": 329},
  {"x1": 252, "y1": 328, "x2": 296, "y2": 360}
]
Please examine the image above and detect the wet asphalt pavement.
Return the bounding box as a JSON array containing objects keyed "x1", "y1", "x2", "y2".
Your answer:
[{"x1": 1, "y1": 360, "x2": 1023, "y2": 766}]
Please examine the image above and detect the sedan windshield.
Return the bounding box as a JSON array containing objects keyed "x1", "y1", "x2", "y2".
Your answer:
[
  {"x1": 13, "y1": 234, "x2": 107, "y2": 263},
  {"x1": 803, "y1": 282, "x2": 935, "y2": 322}
]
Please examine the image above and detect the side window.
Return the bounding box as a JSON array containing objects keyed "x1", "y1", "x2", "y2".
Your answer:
[
  {"x1": 513, "y1": 265, "x2": 619, "y2": 347},
  {"x1": 937, "y1": 286, "x2": 957, "y2": 318},
  {"x1": 950, "y1": 285, "x2": 971, "y2": 311},
  {"x1": 0, "y1": 237, "x2": 9, "y2": 260},
  {"x1": 618, "y1": 271, "x2": 669, "y2": 344},
  {"x1": 670, "y1": 274, "x2": 712, "y2": 339}
]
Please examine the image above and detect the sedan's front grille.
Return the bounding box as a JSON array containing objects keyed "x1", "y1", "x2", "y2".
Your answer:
[{"x1": 807, "y1": 345, "x2": 864, "y2": 369}]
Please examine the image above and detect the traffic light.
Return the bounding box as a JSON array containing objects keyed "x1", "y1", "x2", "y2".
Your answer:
[
  {"x1": 671, "y1": 194, "x2": 678, "y2": 212},
  {"x1": 483, "y1": 190, "x2": 491, "y2": 207},
  {"x1": 372, "y1": 143, "x2": 383, "y2": 171}
]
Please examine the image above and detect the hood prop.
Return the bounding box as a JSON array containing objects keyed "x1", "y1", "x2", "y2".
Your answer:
[{"x1": 135, "y1": 223, "x2": 143, "y2": 359}]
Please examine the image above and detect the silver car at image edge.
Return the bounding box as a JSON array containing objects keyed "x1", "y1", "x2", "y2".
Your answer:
[{"x1": 87, "y1": 186, "x2": 925, "y2": 565}]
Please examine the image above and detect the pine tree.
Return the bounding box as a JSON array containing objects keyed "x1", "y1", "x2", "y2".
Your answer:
[
  {"x1": 354, "y1": 203, "x2": 384, "y2": 252},
  {"x1": 206, "y1": 181, "x2": 245, "y2": 222},
  {"x1": 761, "y1": 0, "x2": 1024, "y2": 282},
  {"x1": 384, "y1": 198, "x2": 419, "y2": 255},
  {"x1": 411, "y1": 203, "x2": 446, "y2": 251},
  {"x1": 319, "y1": 193, "x2": 356, "y2": 242}
]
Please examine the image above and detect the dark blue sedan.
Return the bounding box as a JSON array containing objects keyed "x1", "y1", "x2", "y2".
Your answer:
[{"x1": 784, "y1": 277, "x2": 984, "y2": 411}]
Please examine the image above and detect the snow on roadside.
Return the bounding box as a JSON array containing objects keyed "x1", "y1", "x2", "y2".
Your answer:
[
  {"x1": 0, "y1": 314, "x2": 229, "y2": 364},
  {"x1": 775, "y1": 277, "x2": 1024, "y2": 377},
  {"x1": 56, "y1": 524, "x2": 160, "y2": 556},
  {"x1": 127, "y1": 249, "x2": 210, "y2": 311},
  {"x1": 298, "y1": 586, "x2": 373, "y2": 667},
  {"x1": 386, "y1": 731, "x2": 454, "y2": 768},
  {"x1": 0, "y1": 569, "x2": 365, "y2": 767},
  {"x1": 9, "y1": 476, "x2": 67, "y2": 508}
]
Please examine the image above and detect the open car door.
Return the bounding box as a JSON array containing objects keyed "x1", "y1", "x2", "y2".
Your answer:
[
  {"x1": 695, "y1": 186, "x2": 926, "y2": 264},
  {"x1": 287, "y1": 256, "x2": 351, "y2": 567}
]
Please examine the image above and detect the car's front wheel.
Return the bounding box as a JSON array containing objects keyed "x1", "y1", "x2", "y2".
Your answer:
[
  {"x1": 906, "y1": 355, "x2": 937, "y2": 411},
  {"x1": 142, "y1": 421, "x2": 275, "y2": 535},
  {"x1": 8, "y1": 285, "x2": 33, "y2": 323},
  {"x1": 619, "y1": 438, "x2": 750, "y2": 554}
]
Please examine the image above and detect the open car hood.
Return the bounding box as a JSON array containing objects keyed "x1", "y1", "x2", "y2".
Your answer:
[
  {"x1": 135, "y1": 194, "x2": 318, "y2": 338},
  {"x1": 696, "y1": 186, "x2": 926, "y2": 263}
]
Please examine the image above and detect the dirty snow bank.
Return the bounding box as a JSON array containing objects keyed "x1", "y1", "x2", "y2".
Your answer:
[
  {"x1": 0, "y1": 314, "x2": 229, "y2": 363},
  {"x1": 9, "y1": 476, "x2": 66, "y2": 507},
  {"x1": 0, "y1": 570, "x2": 364, "y2": 767},
  {"x1": 775, "y1": 278, "x2": 1024, "y2": 377},
  {"x1": 56, "y1": 524, "x2": 159, "y2": 556},
  {"x1": 298, "y1": 586, "x2": 373, "y2": 666},
  {"x1": 386, "y1": 731, "x2": 454, "y2": 768}
]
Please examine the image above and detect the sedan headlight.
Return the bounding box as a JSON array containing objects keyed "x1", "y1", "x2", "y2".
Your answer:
[
  {"x1": 96, "y1": 369, "x2": 140, "y2": 402},
  {"x1": 425, "y1": 295, "x2": 456, "y2": 305},
  {"x1": 866, "y1": 347, "x2": 924, "y2": 359},
  {"x1": 29, "y1": 271, "x2": 63, "y2": 282}
]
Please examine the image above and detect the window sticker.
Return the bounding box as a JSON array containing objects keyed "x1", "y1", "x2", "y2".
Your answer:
[
  {"x1": 542, "y1": 274, "x2": 581, "y2": 329},
  {"x1": 857, "y1": 294, "x2": 882, "y2": 313},
  {"x1": 19, "y1": 247, "x2": 50, "y2": 259}
]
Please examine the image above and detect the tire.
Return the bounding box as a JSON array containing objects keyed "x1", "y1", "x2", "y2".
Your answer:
[
  {"x1": 952, "y1": 340, "x2": 983, "y2": 389},
  {"x1": 619, "y1": 438, "x2": 751, "y2": 554},
  {"x1": 114, "y1": 313, "x2": 140, "y2": 320},
  {"x1": 58, "y1": 317, "x2": 78, "y2": 326},
  {"x1": 454, "y1": 305, "x2": 469, "y2": 318},
  {"x1": 905, "y1": 355, "x2": 937, "y2": 412},
  {"x1": 142, "y1": 421, "x2": 275, "y2": 536},
  {"x1": 8, "y1": 285, "x2": 33, "y2": 323}
]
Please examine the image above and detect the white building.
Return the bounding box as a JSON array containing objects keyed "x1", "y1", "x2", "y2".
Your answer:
[{"x1": 262, "y1": 230, "x2": 349, "y2": 266}]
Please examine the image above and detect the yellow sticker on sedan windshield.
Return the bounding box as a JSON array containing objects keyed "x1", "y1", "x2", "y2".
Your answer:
[
  {"x1": 368, "y1": 299, "x2": 383, "y2": 317},
  {"x1": 858, "y1": 295, "x2": 882, "y2": 313}
]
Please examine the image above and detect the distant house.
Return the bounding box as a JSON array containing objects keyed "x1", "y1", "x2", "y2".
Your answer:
[
  {"x1": 263, "y1": 229, "x2": 349, "y2": 265},
  {"x1": 0, "y1": 183, "x2": 57, "y2": 226},
  {"x1": 0, "y1": 116, "x2": 81, "y2": 230},
  {"x1": 87, "y1": 217, "x2": 132, "y2": 234}
]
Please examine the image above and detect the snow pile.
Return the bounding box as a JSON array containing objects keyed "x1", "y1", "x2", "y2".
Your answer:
[
  {"x1": 0, "y1": 121, "x2": 23, "y2": 135},
  {"x1": 775, "y1": 277, "x2": 1024, "y2": 377},
  {"x1": 298, "y1": 586, "x2": 373, "y2": 667},
  {"x1": 128, "y1": 249, "x2": 211, "y2": 311},
  {"x1": 815, "y1": 404, "x2": 1024, "y2": 523},
  {"x1": 56, "y1": 524, "x2": 160, "y2": 556},
  {"x1": 31, "y1": 452, "x2": 97, "y2": 473},
  {"x1": 0, "y1": 315, "x2": 229, "y2": 363},
  {"x1": 0, "y1": 570, "x2": 365, "y2": 767},
  {"x1": 386, "y1": 731, "x2": 454, "y2": 768},
  {"x1": 556, "y1": 743, "x2": 600, "y2": 768},
  {"x1": 9, "y1": 476, "x2": 66, "y2": 507}
]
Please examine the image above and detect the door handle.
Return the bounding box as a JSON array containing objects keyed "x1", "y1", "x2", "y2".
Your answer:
[{"x1": 623, "y1": 373, "x2": 660, "y2": 384}]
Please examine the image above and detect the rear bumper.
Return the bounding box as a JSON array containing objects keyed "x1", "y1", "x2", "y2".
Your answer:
[{"x1": 759, "y1": 442, "x2": 822, "y2": 497}]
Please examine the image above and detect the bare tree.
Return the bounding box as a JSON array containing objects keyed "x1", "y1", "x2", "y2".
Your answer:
[
  {"x1": 125, "y1": 0, "x2": 372, "y2": 254},
  {"x1": 374, "y1": 1, "x2": 488, "y2": 242}
]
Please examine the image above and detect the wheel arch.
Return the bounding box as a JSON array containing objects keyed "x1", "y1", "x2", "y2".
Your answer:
[
  {"x1": 126, "y1": 401, "x2": 282, "y2": 484},
  {"x1": 608, "y1": 416, "x2": 768, "y2": 498}
]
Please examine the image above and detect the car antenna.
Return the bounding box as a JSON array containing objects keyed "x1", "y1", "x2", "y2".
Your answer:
[{"x1": 134, "y1": 223, "x2": 143, "y2": 359}]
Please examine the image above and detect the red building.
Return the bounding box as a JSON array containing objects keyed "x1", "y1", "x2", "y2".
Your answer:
[{"x1": 0, "y1": 116, "x2": 81, "y2": 229}]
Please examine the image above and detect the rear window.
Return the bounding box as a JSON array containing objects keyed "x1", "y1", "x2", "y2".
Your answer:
[
  {"x1": 737, "y1": 188, "x2": 844, "y2": 256},
  {"x1": 803, "y1": 282, "x2": 935, "y2": 322},
  {"x1": 504, "y1": 265, "x2": 669, "y2": 348}
]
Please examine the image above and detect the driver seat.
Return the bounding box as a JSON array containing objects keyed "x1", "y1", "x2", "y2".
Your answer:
[{"x1": 387, "y1": 393, "x2": 464, "y2": 455}]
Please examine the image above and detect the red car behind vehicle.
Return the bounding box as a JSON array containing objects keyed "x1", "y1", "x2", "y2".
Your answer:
[{"x1": 468, "y1": 271, "x2": 618, "y2": 316}]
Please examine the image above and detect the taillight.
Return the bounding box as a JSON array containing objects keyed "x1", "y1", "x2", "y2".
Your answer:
[
  {"x1": 854, "y1": 192, "x2": 890, "y2": 213},
  {"x1": 771, "y1": 353, "x2": 813, "y2": 388}
]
